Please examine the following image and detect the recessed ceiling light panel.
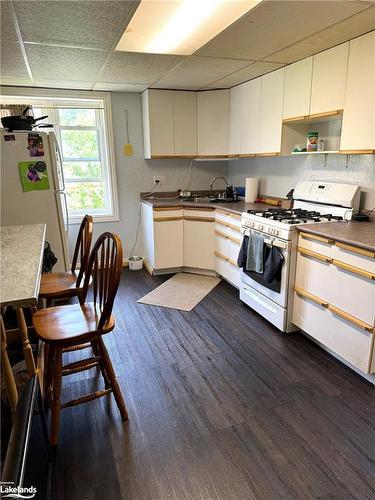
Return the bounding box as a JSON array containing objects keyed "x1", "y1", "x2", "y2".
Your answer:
[{"x1": 116, "y1": 0, "x2": 261, "y2": 55}]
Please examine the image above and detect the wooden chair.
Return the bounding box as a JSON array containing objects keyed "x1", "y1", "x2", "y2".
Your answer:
[
  {"x1": 32, "y1": 232, "x2": 128, "y2": 453},
  {"x1": 39, "y1": 214, "x2": 93, "y2": 303}
]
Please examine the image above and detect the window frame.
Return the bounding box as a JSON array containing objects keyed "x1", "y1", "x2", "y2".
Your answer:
[{"x1": 0, "y1": 87, "x2": 119, "y2": 224}]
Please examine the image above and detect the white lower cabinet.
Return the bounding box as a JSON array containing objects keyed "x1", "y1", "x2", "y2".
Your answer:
[
  {"x1": 293, "y1": 231, "x2": 375, "y2": 374},
  {"x1": 184, "y1": 209, "x2": 215, "y2": 270}
]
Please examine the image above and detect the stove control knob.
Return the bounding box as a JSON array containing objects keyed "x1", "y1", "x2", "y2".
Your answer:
[
  {"x1": 275, "y1": 230, "x2": 279, "y2": 236},
  {"x1": 259, "y1": 224, "x2": 264, "y2": 231}
]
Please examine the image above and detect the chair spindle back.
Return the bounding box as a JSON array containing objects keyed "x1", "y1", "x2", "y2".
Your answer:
[
  {"x1": 70, "y1": 215, "x2": 93, "y2": 287},
  {"x1": 81, "y1": 232, "x2": 123, "y2": 330}
]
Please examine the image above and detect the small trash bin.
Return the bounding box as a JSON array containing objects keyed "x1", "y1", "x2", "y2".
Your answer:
[{"x1": 128, "y1": 256, "x2": 144, "y2": 271}]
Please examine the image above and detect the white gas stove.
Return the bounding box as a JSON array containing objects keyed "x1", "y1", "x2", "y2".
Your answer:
[{"x1": 239, "y1": 181, "x2": 361, "y2": 333}]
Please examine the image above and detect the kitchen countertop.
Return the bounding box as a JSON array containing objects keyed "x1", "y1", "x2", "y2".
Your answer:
[
  {"x1": 0, "y1": 224, "x2": 46, "y2": 307},
  {"x1": 297, "y1": 221, "x2": 375, "y2": 253},
  {"x1": 141, "y1": 197, "x2": 272, "y2": 215}
]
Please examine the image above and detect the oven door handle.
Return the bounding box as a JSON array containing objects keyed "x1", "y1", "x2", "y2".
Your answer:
[{"x1": 241, "y1": 229, "x2": 289, "y2": 251}]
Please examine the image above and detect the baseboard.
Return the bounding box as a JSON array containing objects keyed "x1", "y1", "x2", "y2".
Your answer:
[{"x1": 122, "y1": 259, "x2": 129, "y2": 267}]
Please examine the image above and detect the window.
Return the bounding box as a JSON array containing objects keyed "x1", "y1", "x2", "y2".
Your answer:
[{"x1": 0, "y1": 89, "x2": 118, "y2": 223}]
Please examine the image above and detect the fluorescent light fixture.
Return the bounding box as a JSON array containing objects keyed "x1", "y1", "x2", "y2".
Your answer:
[{"x1": 116, "y1": 0, "x2": 262, "y2": 55}]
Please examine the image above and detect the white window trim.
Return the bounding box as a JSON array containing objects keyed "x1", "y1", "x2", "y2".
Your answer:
[{"x1": 0, "y1": 87, "x2": 119, "y2": 224}]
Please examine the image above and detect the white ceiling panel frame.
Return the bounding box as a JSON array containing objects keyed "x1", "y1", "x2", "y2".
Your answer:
[{"x1": 7, "y1": 0, "x2": 34, "y2": 82}]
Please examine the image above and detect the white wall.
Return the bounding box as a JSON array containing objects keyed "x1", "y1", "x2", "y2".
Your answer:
[
  {"x1": 228, "y1": 154, "x2": 375, "y2": 210},
  {"x1": 67, "y1": 92, "x2": 227, "y2": 260}
]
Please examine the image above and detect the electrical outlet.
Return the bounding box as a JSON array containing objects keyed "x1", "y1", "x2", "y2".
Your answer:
[{"x1": 153, "y1": 175, "x2": 166, "y2": 185}]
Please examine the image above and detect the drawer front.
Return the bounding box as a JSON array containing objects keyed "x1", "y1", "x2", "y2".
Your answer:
[
  {"x1": 215, "y1": 208, "x2": 230, "y2": 224},
  {"x1": 184, "y1": 208, "x2": 215, "y2": 221},
  {"x1": 153, "y1": 208, "x2": 183, "y2": 220},
  {"x1": 293, "y1": 291, "x2": 374, "y2": 374},
  {"x1": 215, "y1": 251, "x2": 230, "y2": 280},
  {"x1": 298, "y1": 232, "x2": 375, "y2": 273},
  {"x1": 215, "y1": 230, "x2": 229, "y2": 256},
  {"x1": 296, "y1": 249, "x2": 375, "y2": 325}
]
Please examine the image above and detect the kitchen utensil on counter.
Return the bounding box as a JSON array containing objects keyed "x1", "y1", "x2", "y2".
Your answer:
[{"x1": 245, "y1": 178, "x2": 259, "y2": 202}]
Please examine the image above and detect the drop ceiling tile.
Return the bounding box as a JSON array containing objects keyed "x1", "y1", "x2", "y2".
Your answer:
[
  {"x1": 32, "y1": 79, "x2": 94, "y2": 90},
  {"x1": 0, "y1": 1, "x2": 18, "y2": 41},
  {"x1": 204, "y1": 61, "x2": 284, "y2": 89},
  {"x1": 155, "y1": 56, "x2": 250, "y2": 88},
  {"x1": 13, "y1": 1, "x2": 139, "y2": 50},
  {"x1": 25, "y1": 44, "x2": 107, "y2": 81},
  {"x1": 98, "y1": 52, "x2": 184, "y2": 84},
  {"x1": 195, "y1": 0, "x2": 369, "y2": 61},
  {"x1": 265, "y1": 7, "x2": 375, "y2": 63},
  {"x1": 93, "y1": 82, "x2": 148, "y2": 92},
  {"x1": 0, "y1": 41, "x2": 29, "y2": 77}
]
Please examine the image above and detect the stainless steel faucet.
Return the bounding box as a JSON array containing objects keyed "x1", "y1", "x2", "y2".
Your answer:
[{"x1": 209, "y1": 176, "x2": 229, "y2": 191}]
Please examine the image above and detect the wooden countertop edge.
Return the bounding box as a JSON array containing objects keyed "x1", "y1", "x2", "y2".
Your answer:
[{"x1": 296, "y1": 224, "x2": 375, "y2": 254}]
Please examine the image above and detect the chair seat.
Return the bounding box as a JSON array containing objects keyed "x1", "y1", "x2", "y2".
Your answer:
[
  {"x1": 32, "y1": 303, "x2": 115, "y2": 346},
  {"x1": 39, "y1": 271, "x2": 80, "y2": 299}
]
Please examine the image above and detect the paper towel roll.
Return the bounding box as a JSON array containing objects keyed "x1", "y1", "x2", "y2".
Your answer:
[{"x1": 245, "y1": 178, "x2": 259, "y2": 203}]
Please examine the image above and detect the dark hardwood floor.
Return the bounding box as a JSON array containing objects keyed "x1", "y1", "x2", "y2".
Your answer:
[{"x1": 54, "y1": 269, "x2": 375, "y2": 500}]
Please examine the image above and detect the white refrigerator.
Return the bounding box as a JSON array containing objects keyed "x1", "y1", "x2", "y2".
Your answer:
[{"x1": 1, "y1": 130, "x2": 69, "y2": 272}]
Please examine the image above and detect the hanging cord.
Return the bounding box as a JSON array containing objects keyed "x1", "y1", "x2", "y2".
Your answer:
[
  {"x1": 129, "y1": 182, "x2": 161, "y2": 258},
  {"x1": 143, "y1": 159, "x2": 195, "y2": 200}
]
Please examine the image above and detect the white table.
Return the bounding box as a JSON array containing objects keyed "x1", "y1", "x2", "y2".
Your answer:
[{"x1": 1, "y1": 224, "x2": 46, "y2": 413}]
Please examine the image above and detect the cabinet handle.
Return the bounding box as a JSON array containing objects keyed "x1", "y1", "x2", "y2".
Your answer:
[
  {"x1": 184, "y1": 216, "x2": 215, "y2": 223},
  {"x1": 328, "y1": 304, "x2": 374, "y2": 333},
  {"x1": 215, "y1": 230, "x2": 229, "y2": 239},
  {"x1": 153, "y1": 216, "x2": 183, "y2": 222},
  {"x1": 300, "y1": 232, "x2": 335, "y2": 246},
  {"x1": 184, "y1": 207, "x2": 215, "y2": 212},
  {"x1": 153, "y1": 207, "x2": 182, "y2": 212},
  {"x1": 228, "y1": 258, "x2": 238, "y2": 267},
  {"x1": 294, "y1": 286, "x2": 329, "y2": 308},
  {"x1": 229, "y1": 236, "x2": 241, "y2": 245},
  {"x1": 335, "y1": 242, "x2": 375, "y2": 260},
  {"x1": 229, "y1": 224, "x2": 241, "y2": 233},
  {"x1": 298, "y1": 246, "x2": 333, "y2": 263},
  {"x1": 215, "y1": 251, "x2": 228, "y2": 261},
  {"x1": 215, "y1": 220, "x2": 229, "y2": 228},
  {"x1": 229, "y1": 213, "x2": 241, "y2": 220},
  {"x1": 216, "y1": 209, "x2": 228, "y2": 216},
  {"x1": 333, "y1": 259, "x2": 375, "y2": 281}
]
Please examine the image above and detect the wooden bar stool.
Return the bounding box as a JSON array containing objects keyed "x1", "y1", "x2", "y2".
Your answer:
[
  {"x1": 32, "y1": 232, "x2": 128, "y2": 453},
  {"x1": 39, "y1": 214, "x2": 93, "y2": 304}
]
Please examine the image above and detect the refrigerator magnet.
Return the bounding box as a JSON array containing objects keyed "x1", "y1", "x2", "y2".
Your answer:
[
  {"x1": 27, "y1": 132, "x2": 45, "y2": 157},
  {"x1": 19, "y1": 160, "x2": 50, "y2": 191}
]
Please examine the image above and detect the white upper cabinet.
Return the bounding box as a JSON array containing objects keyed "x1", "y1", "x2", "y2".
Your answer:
[
  {"x1": 341, "y1": 31, "x2": 375, "y2": 152},
  {"x1": 310, "y1": 42, "x2": 349, "y2": 116},
  {"x1": 259, "y1": 68, "x2": 285, "y2": 154},
  {"x1": 173, "y1": 91, "x2": 197, "y2": 156},
  {"x1": 197, "y1": 89, "x2": 229, "y2": 156},
  {"x1": 229, "y1": 85, "x2": 243, "y2": 155},
  {"x1": 241, "y1": 78, "x2": 261, "y2": 155},
  {"x1": 283, "y1": 57, "x2": 313, "y2": 120},
  {"x1": 142, "y1": 89, "x2": 197, "y2": 158},
  {"x1": 142, "y1": 89, "x2": 174, "y2": 158}
]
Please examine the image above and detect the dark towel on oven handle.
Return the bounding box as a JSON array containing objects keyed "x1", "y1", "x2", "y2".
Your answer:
[
  {"x1": 237, "y1": 235, "x2": 248, "y2": 269},
  {"x1": 263, "y1": 246, "x2": 284, "y2": 283}
]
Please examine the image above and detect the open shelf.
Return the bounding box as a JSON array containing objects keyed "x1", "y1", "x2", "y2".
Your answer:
[{"x1": 281, "y1": 110, "x2": 343, "y2": 156}]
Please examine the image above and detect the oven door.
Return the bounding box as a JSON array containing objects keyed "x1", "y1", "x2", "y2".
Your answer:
[{"x1": 240, "y1": 229, "x2": 290, "y2": 307}]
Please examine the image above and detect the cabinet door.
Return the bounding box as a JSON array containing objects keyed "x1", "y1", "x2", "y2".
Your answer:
[
  {"x1": 173, "y1": 91, "x2": 197, "y2": 156},
  {"x1": 341, "y1": 31, "x2": 375, "y2": 152},
  {"x1": 310, "y1": 43, "x2": 348, "y2": 116},
  {"x1": 153, "y1": 218, "x2": 183, "y2": 269},
  {"x1": 147, "y1": 89, "x2": 174, "y2": 157},
  {"x1": 283, "y1": 57, "x2": 312, "y2": 120},
  {"x1": 259, "y1": 68, "x2": 284, "y2": 154},
  {"x1": 229, "y1": 85, "x2": 242, "y2": 155},
  {"x1": 241, "y1": 78, "x2": 261, "y2": 155},
  {"x1": 184, "y1": 219, "x2": 214, "y2": 269},
  {"x1": 197, "y1": 90, "x2": 229, "y2": 155}
]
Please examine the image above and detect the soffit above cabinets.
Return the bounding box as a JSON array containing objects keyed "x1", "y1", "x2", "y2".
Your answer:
[{"x1": 1, "y1": 0, "x2": 374, "y2": 92}]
